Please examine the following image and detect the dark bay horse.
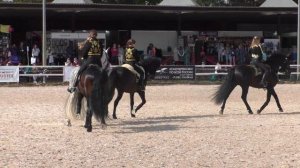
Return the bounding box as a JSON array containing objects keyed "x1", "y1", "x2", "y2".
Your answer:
[
  {"x1": 68, "y1": 64, "x2": 108, "y2": 132},
  {"x1": 106, "y1": 56, "x2": 161, "y2": 119},
  {"x1": 213, "y1": 53, "x2": 290, "y2": 115}
]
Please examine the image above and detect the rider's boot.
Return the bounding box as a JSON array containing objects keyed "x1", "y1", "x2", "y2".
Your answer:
[
  {"x1": 139, "y1": 79, "x2": 145, "y2": 91},
  {"x1": 260, "y1": 73, "x2": 268, "y2": 88}
]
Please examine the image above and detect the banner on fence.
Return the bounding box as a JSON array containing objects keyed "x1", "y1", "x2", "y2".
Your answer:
[
  {"x1": 155, "y1": 65, "x2": 195, "y2": 80},
  {"x1": 0, "y1": 66, "x2": 19, "y2": 82}
]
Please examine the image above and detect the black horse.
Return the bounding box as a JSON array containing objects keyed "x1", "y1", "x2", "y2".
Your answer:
[
  {"x1": 69, "y1": 64, "x2": 108, "y2": 132},
  {"x1": 213, "y1": 53, "x2": 290, "y2": 115},
  {"x1": 106, "y1": 56, "x2": 161, "y2": 119}
]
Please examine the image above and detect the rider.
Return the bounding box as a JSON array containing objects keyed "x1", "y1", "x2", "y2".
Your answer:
[
  {"x1": 249, "y1": 36, "x2": 270, "y2": 87},
  {"x1": 124, "y1": 39, "x2": 145, "y2": 91},
  {"x1": 67, "y1": 29, "x2": 103, "y2": 93}
]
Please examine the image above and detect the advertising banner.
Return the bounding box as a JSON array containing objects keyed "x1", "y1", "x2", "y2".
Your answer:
[
  {"x1": 0, "y1": 66, "x2": 19, "y2": 82},
  {"x1": 155, "y1": 65, "x2": 195, "y2": 80}
]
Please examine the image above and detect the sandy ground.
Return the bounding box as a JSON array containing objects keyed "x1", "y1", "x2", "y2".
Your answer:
[{"x1": 1, "y1": 84, "x2": 300, "y2": 168}]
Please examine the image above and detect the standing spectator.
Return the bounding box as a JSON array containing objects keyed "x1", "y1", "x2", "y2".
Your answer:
[
  {"x1": 19, "y1": 42, "x2": 27, "y2": 65},
  {"x1": 7, "y1": 44, "x2": 20, "y2": 65},
  {"x1": 200, "y1": 46, "x2": 206, "y2": 65},
  {"x1": 31, "y1": 44, "x2": 40, "y2": 65},
  {"x1": 47, "y1": 47, "x2": 55, "y2": 65},
  {"x1": 65, "y1": 58, "x2": 72, "y2": 66},
  {"x1": 177, "y1": 46, "x2": 185, "y2": 65},
  {"x1": 72, "y1": 57, "x2": 80, "y2": 66},
  {"x1": 118, "y1": 44, "x2": 124, "y2": 65},
  {"x1": 236, "y1": 44, "x2": 247, "y2": 65},
  {"x1": 147, "y1": 43, "x2": 156, "y2": 57},
  {"x1": 108, "y1": 43, "x2": 119, "y2": 65},
  {"x1": 184, "y1": 45, "x2": 191, "y2": 65}
]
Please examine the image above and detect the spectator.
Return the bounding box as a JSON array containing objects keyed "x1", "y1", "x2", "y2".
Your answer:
[
  {"x1": 118, "y1": 44, "x2": 124, "y2": 65},
  {"x1": 31, "y1": 44, "x2": 40, "y2": 65},
  {"x1": 7, "y1": 44, "x2": 20, "y2": 65},
  {"x1": 72, "y1": 57, "x2": 80, "y2": 66},
  {"x1": 147, "y1": 43, "x2": 156, "y2": 57},
  {"x1": 47, "y1": 47, "x2": 55, "y2": 65},
  {"x1": 66, "y1": 41, "x2": 75, "y2": 59},
  {"x1": 108, "y1": 43, "x2": 119, "y2": 65},
  {"x1": 19, "y1": 42, "x2": 27, "y2": 65},
  {"x1": 65, "y1": 58, "x2": 72, "y2": 66},
  {"x1": 177, "y1": 46, "x2": 185, "y2": 65}
]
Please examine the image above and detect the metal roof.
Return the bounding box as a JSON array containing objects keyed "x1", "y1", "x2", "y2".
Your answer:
[{"x1": 0, "y1": 3, "x2": 297, "y2": 32}]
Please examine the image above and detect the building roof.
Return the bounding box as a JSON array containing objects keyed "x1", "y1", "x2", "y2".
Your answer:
[
  {"x1": 52, "y1": 0, "x2": 93, "y2": 4},
  {"x1": 158, "y1": 0, "x2": 199, "y2": 7},
  {"x1": 260, "y1": 0, "x2": 297, "y2": 7}
]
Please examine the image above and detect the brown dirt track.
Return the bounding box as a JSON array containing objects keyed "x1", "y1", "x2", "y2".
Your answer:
[{"x1": 1, "y1": 84, "x2": 300, "y2": 168}]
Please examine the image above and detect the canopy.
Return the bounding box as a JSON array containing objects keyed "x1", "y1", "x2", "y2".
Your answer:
[
  {"x1": 52, "y1": 0, "x2": 93, "y2": 4},
  {"x1": 260, "y1": 0, "x2": 297, "y2": 7},
  {"x1": 158, "y1": 0, "x2": 199, "y2": 6}
]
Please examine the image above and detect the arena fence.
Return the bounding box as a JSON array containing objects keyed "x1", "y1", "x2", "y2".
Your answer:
[{"x1": 0, "y1": 64, "x2": 299, "y2": 83}]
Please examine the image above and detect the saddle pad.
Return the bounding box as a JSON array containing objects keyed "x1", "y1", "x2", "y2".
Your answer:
[{"x1": 121, "y1": 64, "x2": 140, "y2": 78}]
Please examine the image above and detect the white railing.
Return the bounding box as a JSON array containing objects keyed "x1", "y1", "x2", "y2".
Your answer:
[{"x1": 1, "y1": 64, "x2": 299, "y2": 83}]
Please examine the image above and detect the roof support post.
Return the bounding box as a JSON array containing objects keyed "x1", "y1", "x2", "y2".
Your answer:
[
  {"x1": 42, "y1": 0, "x2": 46, "y2": 66},
  {"x1": 297, "y1": 1, "x2": 300, "y2": 80},
  {"x1": 177, "y1": 12, "x2": 182, "y2": 36}
]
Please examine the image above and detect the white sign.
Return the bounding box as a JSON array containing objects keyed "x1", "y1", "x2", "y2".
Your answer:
[{"x1": 0, "y1": 66, "x2": 19, "y2": 82}]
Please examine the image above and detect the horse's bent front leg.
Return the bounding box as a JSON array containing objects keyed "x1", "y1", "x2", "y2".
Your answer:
[
  {"x1": 241, "y1": 86, "x2": 253, "y2": 114},
  {"x1": 131, "y1": 91, "x2": 146, "y2": 117},
  {"x1": 270, "y1": 87, "x2": 283, "y2": 112},
  {"x1": 257, "y1": 88, "x2": 271, "y2": 114}
]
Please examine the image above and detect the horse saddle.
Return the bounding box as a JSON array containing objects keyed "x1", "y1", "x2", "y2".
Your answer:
[{"x1": 121, "y1": 64, "x2": 145, "y2": 82}]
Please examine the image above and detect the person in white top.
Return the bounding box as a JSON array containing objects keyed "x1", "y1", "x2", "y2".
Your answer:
[{"x1": 31, "y1": 44, "x2": 40, "y2": 65}]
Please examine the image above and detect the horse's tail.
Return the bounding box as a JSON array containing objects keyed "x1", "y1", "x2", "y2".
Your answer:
[
  {"x1": 89, "y1": 66, "x2": 108, "y2": 124},
  {"x1": 65, "y1": 91, "x2": 86, "y2": 121},
  {"x1": 212, "y1": 68, "x2": 236, "y2": 105}
]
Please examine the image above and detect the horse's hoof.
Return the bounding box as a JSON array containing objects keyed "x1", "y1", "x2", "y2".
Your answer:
[
  {"x1": 87, "y1": 127, "x2": 92, "y2": 132},
  {"x1": 219, "y1": 110, "x2": 223, "y2": 115},
  {"x1": 101, "y1": 124, "x2": 107, "y2": 130},
  {"x1": 112, "y1": 115, "x2": 117, "y2": 119},
  {"x1": 279, "y1": 108, "x2": 284, "y2": 112},
  {"x1": 66, "y1": 119, "x2": 72, "y2": 127},
  {"x1": 248, "y1": 111, "x2": 253, "y2": 115},
  {"x1": 131, "y1": 114, "x2": 136, "y2": 118},
  {"x1": 257, "y1": 110, "x2": 261, "y2": 114}
]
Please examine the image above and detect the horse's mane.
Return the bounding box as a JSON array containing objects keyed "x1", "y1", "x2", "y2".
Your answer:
[
  {"x1": 140, "y1": 56, "x2": 161, "y2": 73},
  {"x1": 265, "y1": 52, "x2": 286, "y2": 71}
]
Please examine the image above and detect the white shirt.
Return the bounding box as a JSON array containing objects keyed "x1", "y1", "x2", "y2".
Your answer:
[{"x1": 32, "y1": 47, "x2": 40, "y2": 57}]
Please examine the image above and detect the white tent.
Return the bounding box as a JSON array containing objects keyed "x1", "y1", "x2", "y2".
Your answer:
[
  {"x1": 52, "y1": 0, "x2": 93, "y2": 4},
  {"x1": 158, "y1": 0, "x2": 199, "y2": 6},
  {"x1": 260, "y1": 0, "x2": 297, "y2": 7}
]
